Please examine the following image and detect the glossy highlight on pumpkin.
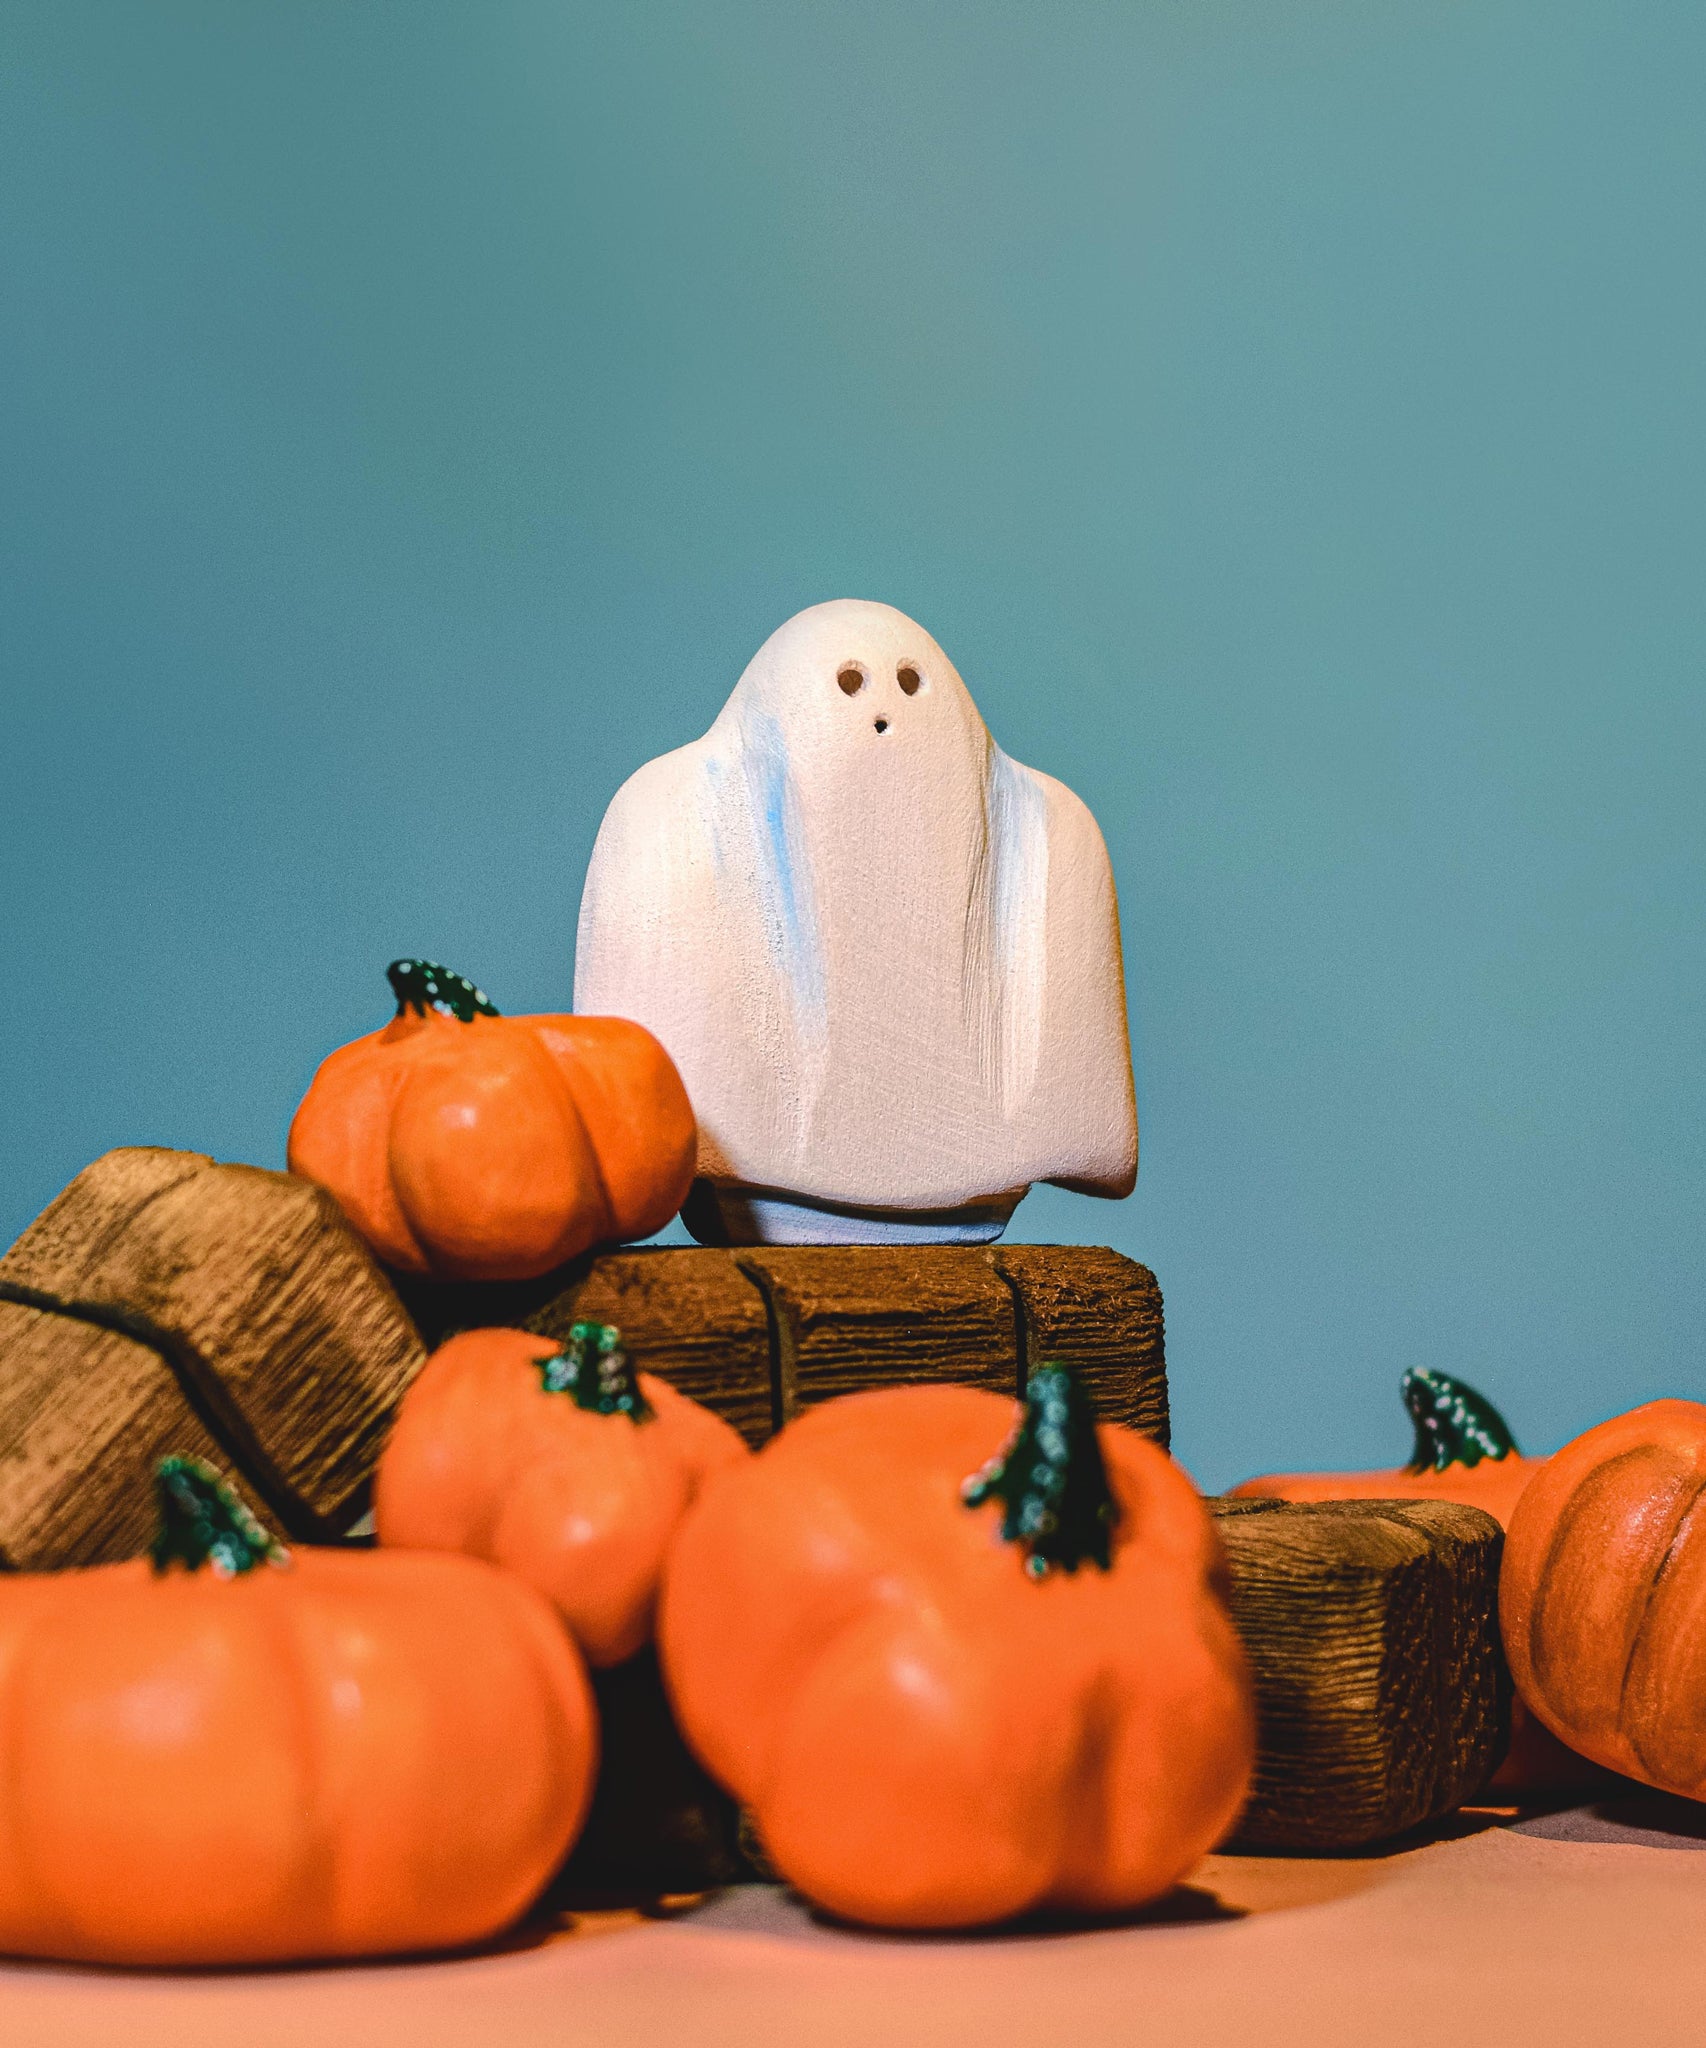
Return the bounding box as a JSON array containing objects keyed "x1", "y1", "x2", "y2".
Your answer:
[
  {"x1": 287, "y1": 960, "x2": 697, "y2": 1280},
  {"x1": 0, "y1": 1459, "x2": 598, "y2": 1967},
  {"x1": 658, "y1": 1378, "x2": 1254, "y2": 1929},
  {"x1": 376, "y1": 1323, "x2": 749, "y2": 1666},
  {"x1": 1502, "y1": 1399, "x2": 1706, "y2": 1800}
]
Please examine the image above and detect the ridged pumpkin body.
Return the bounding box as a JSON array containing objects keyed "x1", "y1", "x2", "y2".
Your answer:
[
  {"x1": 659, "y1": 1382, "x2": 1254, "y2": 1930},
  {"x1": 376, "y1": 1326, "x2": 749, "y2": 1666},
  {"x1": 289, "y1": 979, "x2": 695, "y2": 1280},
  {"x1": 0, "y1": 1546, "x2": 596, "y2": 1965},
  {"x1": 1502, "y1": 1399, "x2": 1706, "y2": 1799}
]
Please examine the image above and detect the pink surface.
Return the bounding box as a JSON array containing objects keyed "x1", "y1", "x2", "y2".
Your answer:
[{"x1": 3, "y1": 1822, "x2": 1706, "y2": 2047}]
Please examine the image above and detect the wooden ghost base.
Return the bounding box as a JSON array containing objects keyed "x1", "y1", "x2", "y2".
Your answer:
[
  {"x1": 0, "y1": 1148, "x2": 424, "y2": 1565},
  {"x1": 395, "y1": 1241, "x2": 1170, "y2": 1449}
]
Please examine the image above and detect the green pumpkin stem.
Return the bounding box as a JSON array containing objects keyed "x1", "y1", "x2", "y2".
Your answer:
[
  {"x1": 386, "y1": 958, "x2": 499, "y2": 1023},
  {"x1": 1402, "y1": 1367, "x2": 1520, "y2": 1473},
  {"x1": 537, "y1": 1322, "x2": 653, "y2": 1421},
  {"x1": 962, "y1": 1364, "x2": 1118, "y2": 1578},
  {"x1": 150, "y1": 1457, "x2": 287, "y2": 1577}
]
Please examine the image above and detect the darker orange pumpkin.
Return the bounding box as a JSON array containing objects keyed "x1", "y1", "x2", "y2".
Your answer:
[
  {"x1": 287, "y1": 959, "x2": 696, "y2": 1280},
  {"x1": 658, "y1": 1369, "x2": 1254, "y2": 1929},
  {"x1": 376, "y1": 1321, "x2": 749, "y2": 1666},
  {"x1": 1502, "y1": 1399, "x2": 1706, "y2": 1800},
  {"x1": 0, "y1": 1459, "x2": 597, "y2": 1966}
]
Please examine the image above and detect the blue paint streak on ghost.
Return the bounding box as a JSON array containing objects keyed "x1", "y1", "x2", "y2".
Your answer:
[
  {"x1": 987, "y1": 745, "x2": 1048, "y2": 972},
  {"x1": 738, "y1": 710, "x2": 826, "y2": 1031}
]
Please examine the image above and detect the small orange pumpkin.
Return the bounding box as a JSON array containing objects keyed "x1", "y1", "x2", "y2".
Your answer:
[
  {"x1": 1502, "y1": 1399, "x2": 1706, "y2": 1799},
  {"x1": 376, "y1": 1321, "x2": 749, "y2": 1666},
  {"x1": 287, "y1": 959, "x2": 696, "y2": 1280},
  {"x1": 1229, "y1": 1366, "x2": 1538, "y2": 1524},
  {"x1": 0, "y1": 1459, "x2": 597, "y2": 1966},
  {"x1": 658, "y1": 1369, "x2": 1254, "y2": 1929}
]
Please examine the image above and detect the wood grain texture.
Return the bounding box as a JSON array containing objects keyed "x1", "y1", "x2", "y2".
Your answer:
[
  {"x1": 573, "y1": 600, "x2": 1137, "y2": 1243},
  {"x1": 733, "y1": 1246, "x2": 1020, "y2": 1421},
  {"x1": 0, "y1": 1148, "x2": 425, "y2": 1563},
  {"x1": 397, "y1": 1243, "x2": 1168, "y2": 1454},
  {"x1": 1211, "y1": 1497, "x2": 1507, "y2": 1851},
  {"x1": 987, "y1": 1243, "x2": 1167, "y2": 1445},
  {"x1": 525, "y1": 1250, "x2": 774, "y2": 1449}
]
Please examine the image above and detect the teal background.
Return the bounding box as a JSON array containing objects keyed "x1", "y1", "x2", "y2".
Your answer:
[{"x1": 3, "y1": 3, "x2": 1702, "y2": 1488}]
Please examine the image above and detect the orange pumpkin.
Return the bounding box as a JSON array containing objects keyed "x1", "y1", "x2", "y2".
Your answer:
[
  {"x1": 1229, "y1": 1366, "x2": 1538, "y2": 1524},
  {"x1": 1502, "y1": 1399, "x2": 1706, "y2": 1800},
  {"x1": 0, "y1": 1458, "x2": 597, "y2": 1966},
  {"x1": 376, "y1": 1321, "x2": 749, "y2": 1666},
  {"x1": 658, "y1": 1368, "x2": 1254, "y2": 1929},
  {"x1": 288, "y1": 959, "x2": 696, "y2": 1280}
]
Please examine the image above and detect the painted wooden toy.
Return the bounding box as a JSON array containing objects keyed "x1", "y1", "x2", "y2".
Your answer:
[
  {"x1": 659, "y1": 1370, "x2": 1254, "y2": 1928},
  {"x1": 574, "y1": 600, "x2": 1137, "y2": 1244},
  {"x1": 0, "y1": 1457, "x2": 595, "y2": 1965},
  {"x1": 375, "y1": 1320, "x2": 749, "y2": 1667},
  {"x1": 288, "y1": 959, "x2": 695, "y2": 1281},
  {"x1": 1502, "y1": 1399, "x2": 1706, "y2": 1802}
]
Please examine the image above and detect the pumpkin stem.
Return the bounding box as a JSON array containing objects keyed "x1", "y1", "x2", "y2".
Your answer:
[
  {"x1": 962, "y1": 1364, "x2": 1119, "y2": 1578},
  {"x1": 1402, "y1": 1367, "x2": 1520, "y2": 1473},
  {"x1": 386, "y1": 958, "x2": 499, "y2": 1023},
  {"x1": 150, "y1": 1457, "x2": 287, "y2": 1577},
  {"x1": 537, "y1": 1322, "x2": 654, "y2": 1421}
]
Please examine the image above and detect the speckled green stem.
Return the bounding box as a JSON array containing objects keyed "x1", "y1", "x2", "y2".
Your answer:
[
  {"x1": 386, "y1": 958, "x2": 499, "y2": 1022},
  {"x1": 1402, "y1": 1367, "x2": 1520, "y2": 1473},
  {"x1": 150, "y1": 1457, "x2": 287, "y2": 1577},
  {"x1": 538, "y1": 1322, "x2": 654, "y2": 1422},
  {"x1": 962, "y1": 1363, "x2": 1118, "y2": 1578}
]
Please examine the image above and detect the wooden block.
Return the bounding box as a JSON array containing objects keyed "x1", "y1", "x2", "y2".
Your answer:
[
  {"x1": 395, "y1": 1243, "x2": 1167, "y2": 1452},
  {"x1": 0, "y1": 1148, "x2": 425, "y2": 1564},
  {"x1": 733, "y1": 1246, "x2": 1020, "y2": 1422},
  {"x1": 987, "y1": 1243, "x2": 1168, "y2": 1446},
  {"x1": 1210, "y1": 1497, "x2": 1507, "y2": 1851},
  {"x1": 393, "y1": 1251, "x2": 775, "y2": 1449}
]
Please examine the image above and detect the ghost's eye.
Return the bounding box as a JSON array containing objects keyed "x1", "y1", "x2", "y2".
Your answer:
[
  {"x1": 837, "y1": 665, "x2": 866, "y2": 696},
  {"x1": 897, "y1": 665, "x2": 922, "y2": 695}
]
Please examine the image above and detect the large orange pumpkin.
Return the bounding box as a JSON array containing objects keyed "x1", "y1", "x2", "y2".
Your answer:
[
  {"x1": 658, "y1": 1368, "x2": 1254, "y2": 1929},
  {"x1": 1229, "y1": 1366, "x2": 1537, "y2": 1524},
  {"x1": 1502, "y1": 1399, "x2": 1706, "y2": 1800},
  {"x1": 376, "y1": 1321, "x2": 749, "y2": 1666},
  {"x1": 288, "y1": 959, "x2": 696, "y2": 1280},
  {"x1": 0, "y1": 1459, "x2": 597, "y2": 1966}
]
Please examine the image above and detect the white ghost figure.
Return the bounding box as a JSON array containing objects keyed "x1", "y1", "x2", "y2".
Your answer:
[{"x1": 574, "y1": 600, "x2": 1137, "y2": 1244}]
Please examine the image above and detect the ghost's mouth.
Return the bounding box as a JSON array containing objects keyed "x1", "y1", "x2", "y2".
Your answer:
[{"x1": 874, "y1": 718, "x2": 890, "y2": 734}]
